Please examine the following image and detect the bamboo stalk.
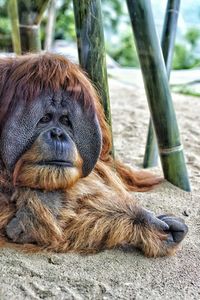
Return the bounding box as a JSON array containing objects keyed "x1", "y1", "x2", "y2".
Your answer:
[
  {"x1": 143, "y1": 0, "x2": 180, "y2": 168},
  {"x1": 7, "y1": 0, "x2": 21, "y2": 54},
  {"x1": 17, "y1": 0, "x2": 50, "y2": 53},
  {"x1": 127, "y1": 0, "x2": 190, "y2": 191},
  {"x1": 73, "y1": 0, "x2": 114, "y2": 155},
  {"x1": 44, "y1": 0, "x2": 56, "y2": 51},
  {"x1": 143, "y1": 119, "x2": 158, "y2": 168}
]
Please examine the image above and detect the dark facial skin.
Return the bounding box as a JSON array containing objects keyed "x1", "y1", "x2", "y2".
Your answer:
[{"x1": 0, "y1": 90, "x2": 102, "y2": 177}]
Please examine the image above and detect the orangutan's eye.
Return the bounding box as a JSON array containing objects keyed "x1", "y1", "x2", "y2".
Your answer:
[
  {"x1": 39, "y1": 113, "x2": 52, "y2": 123},
  {"x1": 60, "y1": 115, "x2": 71, "y2": 127}
]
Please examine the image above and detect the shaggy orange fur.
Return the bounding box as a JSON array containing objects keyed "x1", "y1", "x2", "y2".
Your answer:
[{"x1": 0, "y1": 162, "x2": 177, "y2": 257}]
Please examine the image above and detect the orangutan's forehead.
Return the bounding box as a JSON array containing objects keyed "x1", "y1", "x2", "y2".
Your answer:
[
  {"x1": 38, "y1": 90, "x2": 73, "y2": 109},
  {"x1": 51, "y1": 90, "x2": 65, "y2": 106}
]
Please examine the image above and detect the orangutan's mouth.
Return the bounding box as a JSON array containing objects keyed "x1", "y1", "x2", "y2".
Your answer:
[{"x1": 39, "y1": 160, "x2": 73, "y2": 167}]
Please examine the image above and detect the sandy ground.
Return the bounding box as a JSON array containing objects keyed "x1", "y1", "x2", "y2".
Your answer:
[{"x1": 0, "y1": 69, "x2": 200, "y2": 300}]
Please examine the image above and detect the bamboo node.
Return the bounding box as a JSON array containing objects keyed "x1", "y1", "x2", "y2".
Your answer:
[
  {"x1": 19, "y1": 24, "x2": 39, "y2": 30},
  {"x1": 167, "y1": 9, "x2": 179, "y2": 15},
  {"x1": 159, "y1": 145, "x2": 183, "y2": 155}
]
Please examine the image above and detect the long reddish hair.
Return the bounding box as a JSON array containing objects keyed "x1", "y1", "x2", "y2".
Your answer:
[{"x1": 0, "y1": 53, "x2": 161, "y2": 191}]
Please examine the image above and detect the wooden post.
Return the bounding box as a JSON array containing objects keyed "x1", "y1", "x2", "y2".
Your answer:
[
  {"x1": 143, "y1": 0, "x2": 181, "y2": 168},
  {"x1": 127, "y1": 0, "x2": 190, "y2": 191},
  {"x1": 8, "y1": 0, "x2": 21, "y2": 54},
  {"x1": 73, "y1": 0, "x2": 114, "y2": 155},
  {"x1": 17, "y1": 0, "x2": 50, "y2": 53}
]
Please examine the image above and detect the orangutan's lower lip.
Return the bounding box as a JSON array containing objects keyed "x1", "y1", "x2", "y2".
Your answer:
[{"x1": 39, "y1": 161, "x2": 73, "y2": 167}]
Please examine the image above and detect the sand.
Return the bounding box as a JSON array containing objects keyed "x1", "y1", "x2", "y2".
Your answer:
[{"x1": 0, "y1": 69, "x2": 200, "y2": 300}]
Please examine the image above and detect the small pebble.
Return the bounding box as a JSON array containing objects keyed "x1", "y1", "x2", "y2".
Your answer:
[{"x1": 182, "y1": 210, "x2": 190, "y2": 217}]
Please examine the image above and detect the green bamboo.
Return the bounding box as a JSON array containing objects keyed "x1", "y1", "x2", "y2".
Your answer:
[
  {"x1": 44, "y1": 0, "x2": 57, "y2": 51},
  {"x1": 143, "y1": 0, "x2": 180, "y2": 168},
  {"x1": 17, "y1": 0, "x2": 50, "y2": 53},
  {"x1": 8, "y1": 0, "x2": 21, "y2": 54},
  {"x1": 143, "y1": 119, "x2": 158, "y2": 168},
  {"x1": 127, "y1": 0, "x2": 190, "y2": 191},
  {"x1": 73, "y1": 0, "x2": 114, "y2": 154}
]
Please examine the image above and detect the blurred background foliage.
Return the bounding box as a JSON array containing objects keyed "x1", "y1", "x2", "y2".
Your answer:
[
  {"x1": 0, "y1": 0, "x2": 12, "y2": 51},
  {"x1": 0, "y1": 0, "x2": 200, "y2": 69}
]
